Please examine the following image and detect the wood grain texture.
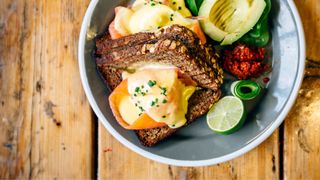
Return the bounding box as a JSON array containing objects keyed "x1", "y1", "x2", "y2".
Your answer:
[
  {"x1": 0, "y1": 0, "x2": 34, "y2": 178},
  {"x1": 294, "y1": 0, "x2": 320, "y2": 62},
  {"x1": 98, "y1": 123, "x2": 279, "y2": 179},
  {"x1": 0, "y1": 0, "x2": 94, "y2": 179},
  {"x1": 283, "y1": 1, "x2": 320, "y2": 179},
  {"x1": 284, "y1": 76, "x2": 320, "y2": 179},
  {"x1": 0, "y1": 0, "x2": 320, "y2": 179}
]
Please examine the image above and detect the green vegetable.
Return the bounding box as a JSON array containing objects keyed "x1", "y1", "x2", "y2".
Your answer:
[
  {"x1": 185, "y1": 0, "x2": 204, "y2": 15},
  {"x1": 198, "y1": 0, "x2": 267, "y2": 45},
  {"x1": 148, "y1": 80, "x2": 156, "y2": 87},
  {"x1": 231, "y1": 80, "x2": 261, "y2": 100},
  {"x1": 240, "y1": 0, "x2": 272, "y2": 47}
]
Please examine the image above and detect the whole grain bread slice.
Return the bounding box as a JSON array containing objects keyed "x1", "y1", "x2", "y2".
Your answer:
[
  {"x1": 96, "y1": 25, "x2": 224, "y2": 90},
  {"x1": 94, "y1": 25, "x2": 223, "y2": 146}
]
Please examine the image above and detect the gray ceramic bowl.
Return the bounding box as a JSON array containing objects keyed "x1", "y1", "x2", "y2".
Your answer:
[{"x1": 78, "y1": 0, "x2": 305, "y2": 166}]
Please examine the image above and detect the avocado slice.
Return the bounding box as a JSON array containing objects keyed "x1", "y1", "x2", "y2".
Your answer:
[{"x1": 198, "y1": 0, "x2": 266, "y2": 45}]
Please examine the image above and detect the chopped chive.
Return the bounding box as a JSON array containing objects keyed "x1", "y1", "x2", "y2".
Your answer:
[
  {"x1": 147, "y1": 80, "x2": 156, "y2": 87},
  {"x1": 156, "y1": 105, "x2": 160, "y2": 107},
  {"x1": 160, "y1": 86, "x2": 167, "y2": 96},
  {"x1": 162, "y1": 115, "x2": 166, "y2": 118},
  {"x1": 172, "y1": 1, "x2": 176, "y2": 5},
  {"x1": 159, "y1": 1, "x2": 162, "y2": 4},
  {"x1": 162, "y1": 99, "x2": 167, "y2": 103},
  {"x1": 135, "y1": 87, "x2": 140, "y2": 93},
  {"x1": 139, "y1": 106, "x2": 145, "y2": 112},
  {"x1": 155, "y1": 98, "x2": 159, "y2": 103},
  {"x1": 151, "y1": 101, "x2": 156, "y2": 106},
  {"x1": 133, "y1": 93, "x2": 137, "y2": 97},
  {"x1": 178, "y1": 6, "x2": 182, "y2": 10},
  {"x1": 151, "y1": 3, "x2": 155, "y2": 6},
  {"x1": 141, "y1": 85, "x2": 144, "y2": 89},
  {"x1": 138, "y1": 113, "x2": 142, "y2": 116}
]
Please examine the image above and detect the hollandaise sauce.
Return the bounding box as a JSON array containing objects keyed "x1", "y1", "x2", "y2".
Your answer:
[
  {"x1": 114, "y1": 0, "x2": 195, "y2": 35},
  {"x1": 118, "y1": 67, "x2": 196, "y2": 128}
]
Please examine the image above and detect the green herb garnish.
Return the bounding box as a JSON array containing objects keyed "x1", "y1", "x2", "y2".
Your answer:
[
  {"x1": 138, "y1": 106, "x2": 145, "y2": 112},
  {"x1": 148, "y1": 80, "x2": 157, "y2": 87},
  {"x1": 135, "y1": 87, "x2": 140, "y2": 93},
  {"x1": 160, "y1": 86, "x2": 167, "y2": 96}
]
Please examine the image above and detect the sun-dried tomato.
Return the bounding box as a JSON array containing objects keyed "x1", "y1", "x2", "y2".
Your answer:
[{"x1": 223, "y1": 44, "x2": 268, "y2": 80}]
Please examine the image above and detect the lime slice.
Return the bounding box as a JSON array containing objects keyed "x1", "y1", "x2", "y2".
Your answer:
[{"x1": 207, "y1": 96, "x2": 246, "y2": 135}]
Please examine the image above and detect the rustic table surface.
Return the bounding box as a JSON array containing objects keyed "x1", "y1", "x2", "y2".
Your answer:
[{"x1": 0, "y1": 0, "x2": 319, "y2": 179}]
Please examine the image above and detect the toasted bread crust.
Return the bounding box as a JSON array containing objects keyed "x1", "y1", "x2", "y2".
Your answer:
[
  {"x1": 95, "y1": 25, "x2": 223, "y2": 146},
  {"x1": 96, "y1": 25, "x2": 223, "y2": 91}
]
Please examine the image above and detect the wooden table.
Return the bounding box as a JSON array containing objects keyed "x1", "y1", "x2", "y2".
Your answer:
[{"x1": 0, "y1": 0, "x2": 319, "y2": 179}]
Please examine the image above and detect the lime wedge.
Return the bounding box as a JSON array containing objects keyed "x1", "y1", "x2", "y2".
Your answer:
[{"x1": 207, "y1": 96, "x2": 246, "y2": 135}]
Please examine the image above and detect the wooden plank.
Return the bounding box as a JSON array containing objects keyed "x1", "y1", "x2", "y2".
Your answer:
[
  {"x1": 294, "y1": 0, "x2": 320, "y2": 62},
  {"x1": 283, "y1": 0, "x2": 320, "y2": 179},
  {"x1": 98, "y1": 123, "x2": 279, "y2": 179},
  {"x1": 283, "y1": 67, "x2": 320, "y2": 179},
  {"x1": 0, "y1": 0, "x2": 94, "y2": 179},
  {"x1": 29, "y1": 0, "x2": 94, "y2": 179},
  {"x1": 0, "y1": 0, "x2": 34, "y2": 178}
]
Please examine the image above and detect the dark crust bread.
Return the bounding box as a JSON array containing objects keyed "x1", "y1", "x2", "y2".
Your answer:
[
  {"x1": 94, "y1": 25, "x2": 223, "y2": 146},
  {"x1": 96, "y1": 25, "x2": 224, "y2": 91}
]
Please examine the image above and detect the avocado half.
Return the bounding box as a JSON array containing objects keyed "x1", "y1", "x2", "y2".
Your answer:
[{"x1": 199, "y1": 0, "x2": 266, "y2": 45}]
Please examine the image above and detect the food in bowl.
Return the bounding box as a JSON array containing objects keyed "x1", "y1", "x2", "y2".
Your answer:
[
  {"x1": 95, "y1": 25, "x2": 223, "y2": 146},
  {"x1": 94, "y1": 0, "x2": 272, "y2": 146}
]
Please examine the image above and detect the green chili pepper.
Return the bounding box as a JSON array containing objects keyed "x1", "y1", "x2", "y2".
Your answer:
[
  {"x1": 185, "y1": 0, "x2": 204, "y2": 16},
  {"x1": 231, "y1": 80, "x2": 262, "y2": 101},
  {"x1": 240, "y1": 0, "x2": 271, "y2": 47}
]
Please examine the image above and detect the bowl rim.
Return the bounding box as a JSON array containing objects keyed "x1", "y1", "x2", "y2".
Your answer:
[{"x1": 78, "y1": 0, "x2": 305, "y2": 167}]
